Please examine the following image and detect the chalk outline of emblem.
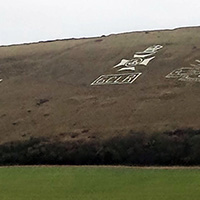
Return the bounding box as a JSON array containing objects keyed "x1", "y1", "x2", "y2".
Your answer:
[
  {"x1": 91, "y1": 45, "x2": 163, "y2": 86},
  {"x1": 166, "y1": 60, "x2": 200, "y2": 82},
  {"x1": 113, "y1": 45, "x2": 163, "y2": 72},
  {"x1": 91, "y1": 73, "x2": 142, "y2": 86}
]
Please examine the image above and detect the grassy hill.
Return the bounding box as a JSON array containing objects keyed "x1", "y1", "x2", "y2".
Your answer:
[{"x1": 0, "y1": 26, "x2": 200, "y2": 155}]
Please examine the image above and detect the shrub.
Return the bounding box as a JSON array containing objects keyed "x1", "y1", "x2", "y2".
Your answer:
[{"x1": 1, "y1": 129, "x2": 200, "y2": 165}]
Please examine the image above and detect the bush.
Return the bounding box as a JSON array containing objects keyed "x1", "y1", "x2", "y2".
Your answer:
[{"x1": 1, "y1": 129, "x2": 200, "y2": 165}]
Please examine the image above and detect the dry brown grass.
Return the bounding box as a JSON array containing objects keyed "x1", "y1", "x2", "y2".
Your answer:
[{"x1": 1, "y1": 27, "x2": 200, "y2": 144}]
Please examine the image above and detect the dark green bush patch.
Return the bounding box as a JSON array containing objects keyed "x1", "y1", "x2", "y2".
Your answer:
[{"x1": 1, "y1": 129, "x2": 200, "y2": 165}]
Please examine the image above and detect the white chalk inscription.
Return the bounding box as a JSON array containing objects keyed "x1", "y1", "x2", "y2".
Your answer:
[
  {"x1": 113, "y1": 45, "x2": 163, "y2": 72},
  {"x1": 91, "y1": 73, "x2": 142, "y2": 85},
  {"x1": 166, "y1": 60, "x2": 200, "y2": 82},
  {"x1": 90, "y1": 45, "x2": 163, "y2": 86},
  {"x1": 166, "y1": 68, "x2": 200, "y2": 82}
]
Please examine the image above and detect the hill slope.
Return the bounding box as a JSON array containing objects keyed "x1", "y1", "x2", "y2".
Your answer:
[{"x1": 1, "y1": 27, "x2": 200, "y2": 144}]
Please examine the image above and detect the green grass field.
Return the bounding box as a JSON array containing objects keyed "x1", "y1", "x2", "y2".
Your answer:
[{"x1": 0, "y1": 166, "x2": 200, "y2": 200}]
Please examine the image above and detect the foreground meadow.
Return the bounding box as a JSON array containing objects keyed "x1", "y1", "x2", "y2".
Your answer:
[{"x1": 0, "y1": 166, "x2": 200, "y2": 200}]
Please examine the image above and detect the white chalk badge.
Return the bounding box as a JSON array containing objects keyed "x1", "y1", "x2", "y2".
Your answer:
[
  {"x1": 91, "y1": 73, "x2": 142, "y2": 86},
  {"x1": 91, "y1": 45, "x2": 163, "y2": 86}
]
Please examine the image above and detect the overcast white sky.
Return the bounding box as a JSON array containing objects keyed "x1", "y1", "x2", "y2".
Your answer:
[{"x1": 0, "y1": 0, "x2": 200, "y2": 45}]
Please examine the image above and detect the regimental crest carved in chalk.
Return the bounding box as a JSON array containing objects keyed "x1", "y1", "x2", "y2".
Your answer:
[
  {"x1": 91, "y1": 45, "x2": 163, "y2": 86},
  {"x1": 166, "y1": 60, "x2": 200, "y2": 82}
]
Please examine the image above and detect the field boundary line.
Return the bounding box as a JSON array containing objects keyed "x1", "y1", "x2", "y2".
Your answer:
[{"x1": 1, "y1": 165, "x2": 200, "y2": 169}]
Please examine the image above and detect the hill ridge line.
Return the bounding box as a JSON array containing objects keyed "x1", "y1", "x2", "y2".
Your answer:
[{"x1": 1, "y1": 25, "x2": 200, "y2": 48}]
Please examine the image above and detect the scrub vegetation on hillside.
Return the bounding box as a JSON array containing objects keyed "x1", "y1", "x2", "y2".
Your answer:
[{"x1": 1, "y1": 129, "x2": 200, "y2": 166}]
